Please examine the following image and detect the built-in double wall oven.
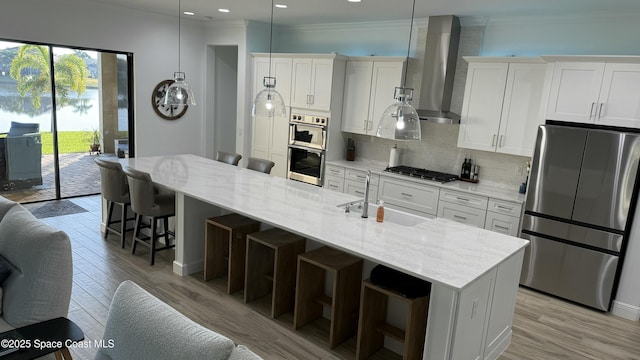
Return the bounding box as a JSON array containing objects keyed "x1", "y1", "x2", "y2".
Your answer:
[{"x1": 287, "y1": 113, "x2": 328, "y2": 186}]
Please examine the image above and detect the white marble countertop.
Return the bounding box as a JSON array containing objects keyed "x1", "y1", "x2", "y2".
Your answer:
[
  {"x1": 123, "y1": 154, "x2": 528, "y2": 291},
  {"x1": 327, "y1": 159, "x2": 527, "y2": 203}
]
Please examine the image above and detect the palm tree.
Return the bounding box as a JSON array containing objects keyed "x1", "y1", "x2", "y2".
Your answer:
[{"x1": 9, "y1": 44, "x2": 88, "y2": 109}]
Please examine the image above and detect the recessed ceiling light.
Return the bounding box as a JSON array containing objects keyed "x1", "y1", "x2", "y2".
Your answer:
[
  {"x1": 183, "y1": 11, "x2": 195, "y2": 16},
  {"x1": 218, "y1": 8, "x2": 230, "y2": 13},
  {"x1": 348, "y1": 0, "x2": 362, "y2": 2},
  {"x1": 275, "y1": 4, "x2": 287, "y2": 8}
]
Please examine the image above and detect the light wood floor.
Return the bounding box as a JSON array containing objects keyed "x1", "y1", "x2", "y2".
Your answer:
[{"x1": 41, "y1": 196, "x2": 640, "y2": 360}]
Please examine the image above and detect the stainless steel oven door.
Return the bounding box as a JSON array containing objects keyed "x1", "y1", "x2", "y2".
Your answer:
[
  {"x1": 287, "y1": 145, "x2": 325, "y2": 186},
  {"x1": 289, "y1": 122, "x2": 327, "y2": 150}
]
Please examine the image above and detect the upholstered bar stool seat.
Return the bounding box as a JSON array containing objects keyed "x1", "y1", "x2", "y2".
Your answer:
[
  {"x1": 94, "y1": 157, "x2": 135, "y2": 248},
  {"x1": 123, "y1": 166, "x2": 176, "y2": 266},
  {"x1": 216, "y1": 151, "x2": 242, "y2": 166},
  {"x1": 246, "y1": 157, "x2": 275, "y2": 174}
]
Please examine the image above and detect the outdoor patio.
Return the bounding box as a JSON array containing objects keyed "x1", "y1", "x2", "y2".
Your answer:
[{"x1": 1, "y1": 152, "x2": 101, "y2": 203}]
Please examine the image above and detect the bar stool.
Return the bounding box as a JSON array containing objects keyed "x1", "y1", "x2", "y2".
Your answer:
[
  {"x1": 122, "y1": 166, "x2": 175, "y2": 266},
  {"x1": 94, "y1": 157, "x2": 134, "y2": 248},
  {"x1": 216, "y1": 151, "x2": 242, "y2": 166},
  {"x1": 356, "y1": 279, "x2": 430, "y2": 359},
  {"x1": 204, "y1": 214, "x2": 260, "y2": 294},
  {"x1": 246, "y1": 157, "x2": 275, "y2": 174},
  {"x1": 244, "y1": 228, "x2": 305, "y2": 318},
  {"x1": 294, "y1": 246, "x2": 363, "y2": 349}
]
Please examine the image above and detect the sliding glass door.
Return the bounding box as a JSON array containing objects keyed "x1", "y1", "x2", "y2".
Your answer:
[{"x1": 0, "y1": 40, "x2": 133, "y2": 203}]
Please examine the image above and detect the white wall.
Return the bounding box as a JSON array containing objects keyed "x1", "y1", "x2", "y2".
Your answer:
[{"x1": 0, "y1": 0, "x2": 206, "y2": 157}]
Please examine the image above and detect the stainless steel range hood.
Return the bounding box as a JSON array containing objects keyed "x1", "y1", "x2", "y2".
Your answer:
[{"x1": 416, "y1": 15, "x2": 461, "y2": 124}]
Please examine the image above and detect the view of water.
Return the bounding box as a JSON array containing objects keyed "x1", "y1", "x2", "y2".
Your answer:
[{"x1": 0, "y1": 83, "x2": 127, "y2": 133}]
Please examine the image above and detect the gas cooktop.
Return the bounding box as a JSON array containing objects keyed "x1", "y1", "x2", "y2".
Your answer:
[{"x1": 384, "y1": 165, "x2": 459, "y2": 183}]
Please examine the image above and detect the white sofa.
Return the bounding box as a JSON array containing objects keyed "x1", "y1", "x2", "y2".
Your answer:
[
  {"x1": 95, "y1": 281, "x2": 263, "y2": 360},
  {"x1": 0, "y1": 195, "x2": 73, "y2": 332}
]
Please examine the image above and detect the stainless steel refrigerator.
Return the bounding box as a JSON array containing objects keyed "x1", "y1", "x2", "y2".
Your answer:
[{"x1": 520, "y1": 123, "x2": 640, "y2": 311}]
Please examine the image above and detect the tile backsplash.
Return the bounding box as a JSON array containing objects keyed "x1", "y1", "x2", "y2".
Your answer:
[{"x1": 344, "y1": 123, "x2": 531, "y2": 192}]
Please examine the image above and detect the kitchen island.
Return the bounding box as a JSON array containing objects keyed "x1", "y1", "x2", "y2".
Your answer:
[{"x1": 121, "y1": 154, "x2": 529, "y2": 360}]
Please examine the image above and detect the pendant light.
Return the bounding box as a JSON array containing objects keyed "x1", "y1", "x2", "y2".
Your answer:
[
  {"x1": 251, "y1": 0, "x2": 287, "y2": 118},
  {"x1": 376, "y1": 0, "x2": 421, "y2": 141},
  {"x1": 164, "y1": 0, "x2": 196, "y2": 106}
]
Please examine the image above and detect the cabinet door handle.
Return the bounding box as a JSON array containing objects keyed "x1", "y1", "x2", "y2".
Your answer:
[
  {"x1": 491, "y1": 134, "x2": 497, "y2": 147},
  {"x1": 363, "y1": 119, "x2": 368, "y2": 131},
  {"x1": 499, "y1": 134, "x2": 504, "y2": 147},
  {"x1": 496, "y1": 205, "x2": 513, "y2": 211},
  {"x1": 598, "y1": 103, "x2": 604, "y2": 119},
  {"x1": 455, "y1": 196, "x2": 470, "y2": 202},
  {"x1": 356, "y1": 175, "x2": 366, "y2": 180},
  {"x1": 368, "y1": 120, "x2": 373, "y2": 130},
  {"x1": 589, "y1": 102, "x2": 596, "y2": 119},
  {"x1": 494, "y1": 224, "x2": 510, "y2": 230},
  {"x1": 309, "y1": 94, "x2": 314, "y2": 104},
  {"x1": 401, "y1": 192, "x2": 413, "y2": 198},
  {"x1": 354, "y1": 190, "x2": 365, "y2": 195},
  {"x1": 454, "y1": 215, "x2": 468, "y2": 221}
]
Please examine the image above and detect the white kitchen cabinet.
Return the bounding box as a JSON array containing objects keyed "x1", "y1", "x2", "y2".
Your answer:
[
  {"x1": 252, "y1": 55, "x2": 293, "y2": 104},
  {"x1": 378, "y1": 176, "x2": 440, "y2": 217},
  {"x1": 438, "y1": 189, "x2": 488, "y2": 228},
  {"x1": 291, "y1": 58, "x2": 334, "y2": 111},
  {"x1": 484, "y1": 198, "x2": 522, "y2": 236},
  {"x1": 325, "y1": 165, "x2": 346, "y2": 192},
  {"x1": 251, "y1": 55, "x2": 292, "y2": 178},
  {"x1": 544, "y1": 57, "x2": 640, "y2": 128},
  {"x1": 458, "y1": 58, "x2": 547, "y2": 157},
  {"x1": 344, "y1": 169, "x2": 379, "y2": 201},
  {"x1": 341, "y1": 58, "x2": 405, "y2": 135}
]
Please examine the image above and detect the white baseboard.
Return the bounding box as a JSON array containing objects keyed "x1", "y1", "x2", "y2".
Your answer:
[
  {"x1": 173, "y1": 259, "x2": 203, "y2": 277},
  {"x1": 611, "y1": 301, "x2": 640, "y2": 321}
]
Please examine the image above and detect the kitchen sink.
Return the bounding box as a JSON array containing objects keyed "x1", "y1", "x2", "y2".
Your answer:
[{"x1": 337, "y1": 201, "x2": 426, "y2": 227}]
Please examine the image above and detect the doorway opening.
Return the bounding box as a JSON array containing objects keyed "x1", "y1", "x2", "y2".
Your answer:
[{"x1": 211, "y1": 45, "x2": 238, "y2": 159}]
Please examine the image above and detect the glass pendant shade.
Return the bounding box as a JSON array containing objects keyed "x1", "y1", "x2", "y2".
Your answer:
[
  {"x1": 164, "y1": 72, "x2": 196, "y2": 106},
  {"x1": 252, "y1": 77, "x2": 287, "y2": 118},
  {"x1": 376, "y1": 87, "x2": 421, "y2": 141}
]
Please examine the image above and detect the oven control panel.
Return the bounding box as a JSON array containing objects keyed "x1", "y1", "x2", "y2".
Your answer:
[{"x1": 291, "y1": 114, "x2": 328, "y2": 126}]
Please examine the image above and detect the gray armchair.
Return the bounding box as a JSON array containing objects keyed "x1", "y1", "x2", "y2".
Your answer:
[{"x1": 0, "y1": 121, "x2": 43, "y2": 188}]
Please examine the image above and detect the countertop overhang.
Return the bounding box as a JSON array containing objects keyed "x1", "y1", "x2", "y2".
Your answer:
[{"x1": 122, "y1": 154, "x2": 529, "y2": 291}]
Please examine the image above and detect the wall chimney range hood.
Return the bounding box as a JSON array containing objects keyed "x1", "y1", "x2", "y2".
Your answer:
[{"x1": 416, "y1": 15, "x2": 461, "y2": 124}]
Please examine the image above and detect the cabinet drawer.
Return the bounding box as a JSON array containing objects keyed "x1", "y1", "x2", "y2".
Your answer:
[
  {"x1": 325, "y1": 165, "x2": 345, "y2": 178},
  {"x1": 439, "y1": 189, "x2": 488, "y2": 210},
  {"x1": 437, "y1": 201, "x2": 487, "y2": 228},
  {"x1": 487, "y1": 199, "x2": 522, "y2": 217},
  {"x1": 345, "y1": 179, "x2": 377, "y2": 200},
  {"x1": 345, "y1": 169, "x2": 379, "y2": 185},
  {"x1": 379, "y1": 177, "x2": 440, "y2": 216},
  {"x1": 484, "y1": 212, "x2": 520, "y2": 236},
  {"x1": 325, "y1": 175, "x2": 345, "y2": 192}
]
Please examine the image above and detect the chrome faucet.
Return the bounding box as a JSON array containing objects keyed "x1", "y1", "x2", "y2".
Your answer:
[{"x1": 361, "y1": 170, "x2": 371, "y2": 218}]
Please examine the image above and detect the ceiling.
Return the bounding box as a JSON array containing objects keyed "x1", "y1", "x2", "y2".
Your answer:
[{"x1": 84, "y1": 0, "x2": 640, "y2": 25}]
